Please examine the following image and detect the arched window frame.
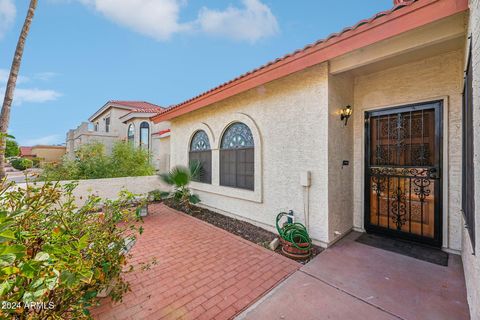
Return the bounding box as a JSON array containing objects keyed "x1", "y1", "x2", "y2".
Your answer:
[
  {"x1": 220, "y1": 122, "x2": 255, "y2": 190},
  {"x1": 140, "y1": 122, "x2": 150, "y2": 150},
  {"x1": 127, "y1": 124, "x2": 135, "y2": 144},
  {"x1": 189, "y1": 130, "x2": 212, "y2": 184}
]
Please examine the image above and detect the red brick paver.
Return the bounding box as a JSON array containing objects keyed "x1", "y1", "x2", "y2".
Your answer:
[{"x1": 92, "y1": 204, "x2": 299, "y2": 320}]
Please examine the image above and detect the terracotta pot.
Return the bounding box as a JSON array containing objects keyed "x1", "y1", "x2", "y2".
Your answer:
[{"x1": 280, "y1": 238, "x2": 311, "y2": 260}]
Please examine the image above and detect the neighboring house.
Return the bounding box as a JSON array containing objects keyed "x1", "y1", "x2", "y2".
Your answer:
[
  {"x1": 19, "y1": 145, "x2": 66, "y2": 165},
  {"x1": 66, "y1": 100, "x2": 171, "y2": 172},
  {"x1": 151, "y1": 0, "x2": 479, "y2": 316}
]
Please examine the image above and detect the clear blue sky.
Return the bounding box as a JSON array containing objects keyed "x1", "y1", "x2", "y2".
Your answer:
[{"x1": 0, "y1": 0, "x2": 392, "y2": 146}]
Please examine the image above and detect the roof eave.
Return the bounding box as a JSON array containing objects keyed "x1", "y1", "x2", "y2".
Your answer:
[{"x1": 152, "y1": 0, "x2": 468, "y2": 123}]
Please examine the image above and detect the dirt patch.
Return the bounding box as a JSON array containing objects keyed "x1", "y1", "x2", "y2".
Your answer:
[{"x1": 162, "y1": 200, "x2": 322, "y2": 263}]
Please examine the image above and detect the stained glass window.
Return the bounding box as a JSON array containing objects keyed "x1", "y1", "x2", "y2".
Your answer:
[
  {"x1": 220, "y1": 122, "x2": 254, "y2": 190},
  {"x1": 221, "y1": 122, "x2": 254, "y2": 149},
  {"x1": 189, "y1": 130, "x2": 211, "y2": 184},
  {"x1": 190, "y1": 130, "x2": 211, "y2": 151}
]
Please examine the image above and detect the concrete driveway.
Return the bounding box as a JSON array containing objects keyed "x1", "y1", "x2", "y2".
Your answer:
[{"x1": 238, "y1": 232, "x2": 469, "y2": 320}]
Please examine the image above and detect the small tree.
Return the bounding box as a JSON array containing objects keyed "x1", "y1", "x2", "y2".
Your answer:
[
  {"x1": 0, "y1": 179, "x2": 148, "y2": 319},
  {"x1": 159, "y1": 161, "x2": 201, "y2": 206},
  {"x1": 110, "y1": 142, "x2": 155, "y2": 178}
]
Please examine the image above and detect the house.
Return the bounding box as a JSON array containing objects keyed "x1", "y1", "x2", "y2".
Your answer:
[
  {"x1": 19, "y1": 145, "x2": 66, "y2": 165},
  {"x1": 151, "y1": 0, "x2": 479, "y2": 316},
  {"x1": 66, "y1": 100, "x2": 171, "y2": 172}
]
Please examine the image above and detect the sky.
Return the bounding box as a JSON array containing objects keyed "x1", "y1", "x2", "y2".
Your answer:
[{"x1": 0, "y1": 0, "x2": 393, "y2": 146}]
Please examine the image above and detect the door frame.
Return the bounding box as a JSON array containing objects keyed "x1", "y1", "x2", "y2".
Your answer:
[{"x1": 363, "y1": 100, "x2": 444, "y2": 247}]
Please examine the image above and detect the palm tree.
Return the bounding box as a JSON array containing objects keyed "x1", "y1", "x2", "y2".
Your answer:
[
  {"x1": 0, "y1": 0, "x2": 38, "y2": 179},
  {"x1": 159, "y1": 161, "x2": 202, "y2": 206}
]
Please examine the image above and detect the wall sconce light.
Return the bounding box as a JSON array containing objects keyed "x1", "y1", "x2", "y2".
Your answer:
[{"x1": 340, "y1": 105, "x2": 352, "y2": 126}]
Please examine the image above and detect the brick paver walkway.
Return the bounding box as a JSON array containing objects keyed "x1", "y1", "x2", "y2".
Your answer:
[{"x1": 92, "y1": 204, "x2": 299, "y2": 320}]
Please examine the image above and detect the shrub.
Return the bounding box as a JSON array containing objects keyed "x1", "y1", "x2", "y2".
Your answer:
[
  {"x1": 0, "y1": 179, "x2": 148, "y2": 319},
  {"x1": 40, "y1": 142, "x2": 155, "y2": 181},
  {"x1": 31, "y1": 158, "x2": 41, "y2": 168},
  {"x1": 148, "y1": 189, "x2": 164, "y2": 202},
  {"x1": 10, "y1": 158, "x2": 33, "y2": 171},
  {"x1": 159, "y1": 161, "x2": 201, "y2": 206},
  {"x1": 5, "y1": 139, "x2": 19, "y2": 158},
  {"x1": 110, "y1": 142, "x2": 155, "y2": 178}
]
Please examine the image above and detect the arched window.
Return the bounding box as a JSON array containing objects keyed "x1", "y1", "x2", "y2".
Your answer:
[
  {"x1": 189, "y1": 130, "x2": 212, "y2": 184},
  {"x1": 140, "y1": 122, "x2": 150, "y2": 150},
  {"x1": 220, "y1": 122, "x2": 254, "y2": 190},
  {"x1": 127, "y1": 124, "x2": 135, "y2": 144}
]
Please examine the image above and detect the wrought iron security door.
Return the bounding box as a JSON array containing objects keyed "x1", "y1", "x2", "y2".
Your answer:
[{"x1": 365, "y1": 101, "x2": 442, "y2": 247}]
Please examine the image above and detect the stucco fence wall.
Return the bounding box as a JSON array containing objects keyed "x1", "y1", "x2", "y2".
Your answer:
[{"x1": 15, "y1": 176, "x2": 167, "y2": 207}]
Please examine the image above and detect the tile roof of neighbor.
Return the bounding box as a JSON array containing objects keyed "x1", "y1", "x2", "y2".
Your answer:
[
  {"x1": 152, "y1": 0, "x2": 468, "y2": 122},
  {"x1": 19, "y1": 147, "x2": 34, "y2": 157},
  {"x1": 109, "y1": 100, "x2": 165, "y2": 113}
]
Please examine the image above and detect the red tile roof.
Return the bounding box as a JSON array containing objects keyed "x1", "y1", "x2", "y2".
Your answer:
[
  {"x1": 109, "y1": 100, "x2": 164, "y2": 113},
  {"x1": 152, "y1": 0, "x2": 467, "y2": 123},
  {"x1": 19, "y1": 147, "x2": 34, "y2": 157},
  {"x1": 152, "y1": 129, "x2": 171, "y2": 136}
]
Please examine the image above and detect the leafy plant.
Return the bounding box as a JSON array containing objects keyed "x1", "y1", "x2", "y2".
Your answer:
[
  {"x1": 148, "y1": 189, "x2": 164, "y2": 202},
  {"x1": 10, "y1": 157, "x2": 33, "y2": 171},
  {"x1": 5, "y1": 139, "x2": 19, "y2": 158},
  {"x1": 0, "y1": 179, "x2": 148, "y2": 319},
  {"x1": 40, "y1": 141, "x2": 155, "y2": 181},
  {"x1": 159, "y1": 161, "x2": 201, "y2": 206}
]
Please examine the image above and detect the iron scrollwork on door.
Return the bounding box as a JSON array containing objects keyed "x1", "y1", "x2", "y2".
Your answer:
[{"x1": 365, "y1": 102, "x2": 442, "y2": 246}]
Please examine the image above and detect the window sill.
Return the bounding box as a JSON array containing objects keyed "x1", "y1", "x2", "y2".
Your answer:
[{"x1": 190, "y1": 181, "x2": 262, "y2": 203}]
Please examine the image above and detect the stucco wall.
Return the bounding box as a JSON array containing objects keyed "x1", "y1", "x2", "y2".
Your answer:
[
  {"x1": 463, "y1": 1, "x2": 480, "y2": 318},
  {"x1": 169, "y1": 64, "x2": 331, "y2": 245},
  {"x1": 352, "y1": 50, "x2": 464, "y2": 251},
  {"x1": 31, "y1": 146, "x2": 66, "y2": 164},
  {"x1": 328, "y1": 73, "x2": 355, "y2": 243},
  {"x1": 16, "y1": 176, "x2": 166, "y2": 207}
]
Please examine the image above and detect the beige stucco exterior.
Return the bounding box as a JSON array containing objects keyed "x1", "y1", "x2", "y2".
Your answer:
[
  {"x1": 66, "y1": 103, "x2": 171, "y2": 172},
  {"x1": 30, "y1": 146, "x2": 66, "y2": 164},
  {"x1": 170, "y1": 63, "x2": 331, "y2": 245},
  {"x1": 352, "y1": 49, "x2": 465, "y2": 251}
]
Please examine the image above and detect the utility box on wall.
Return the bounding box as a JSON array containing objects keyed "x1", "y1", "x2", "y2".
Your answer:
[{"x1": 300, "y1": 171, "x2": 311, "y2": 187}]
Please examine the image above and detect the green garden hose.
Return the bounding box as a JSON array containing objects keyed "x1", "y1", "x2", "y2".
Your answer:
[{"x1": 276, "y1": 211, "x2": 312, "y2": 251}]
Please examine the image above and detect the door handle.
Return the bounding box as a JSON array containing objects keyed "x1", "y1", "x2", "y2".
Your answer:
[{"x1": 428, "y1": 167, "x2": 439, "y2": 179}]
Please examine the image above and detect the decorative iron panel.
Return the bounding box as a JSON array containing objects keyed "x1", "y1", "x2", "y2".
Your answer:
[
  {"x1": 365, "y1": 102, "x2": 442, "y2": 247},
  {"x1": 190, "y1": 130, "x2": 211, "y2": 151},
  {"x1": 221, "y1": 122, "x2": 254, "y2": 149}
]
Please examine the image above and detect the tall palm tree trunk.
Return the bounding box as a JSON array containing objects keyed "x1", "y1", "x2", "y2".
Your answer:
[{"x1": 0, "y1": 0, "x2": 38, "y2": 179}]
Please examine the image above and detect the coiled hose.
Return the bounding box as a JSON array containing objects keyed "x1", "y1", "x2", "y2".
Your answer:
[{"x1": 276, "y1": 211, "x2": 312, "y2": 251}]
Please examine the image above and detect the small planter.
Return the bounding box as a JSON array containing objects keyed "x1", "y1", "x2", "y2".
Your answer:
[
  {"x1": 280, "y1": 238, "x2": 311, "y2": 260},
  {"x1": 139, "y1": 205, "x2": 148, "y2": 217}
]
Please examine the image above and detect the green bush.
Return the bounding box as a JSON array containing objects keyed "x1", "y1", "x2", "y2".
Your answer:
[
  {"x1": 40, "y1": 142, "x2": 155, "y2": 181},
  {"x1": 10, "y1": 158, "x2": 33, "y2": 171},
  {"x1": 31, "y1": 158, "x2": 41, "y2": 168},
  {"x1": 0, "y1": 179, "x2": 149, "y2": 319},
  {"x1": 5, "y1": 139, "x2": 19, "y2": 157},
  {"x1": 159, "y1": 161, "x2": 201, "y2": 206}
]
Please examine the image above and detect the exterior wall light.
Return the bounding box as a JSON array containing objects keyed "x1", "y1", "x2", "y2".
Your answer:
[{"x1": 340, "y1": 105, "x2": 353, "y2": 126}]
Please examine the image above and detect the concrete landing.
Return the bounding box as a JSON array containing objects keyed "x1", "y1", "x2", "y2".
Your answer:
[{"x1": 238, "y1": 232, "x2": 470, "y2": 320}]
